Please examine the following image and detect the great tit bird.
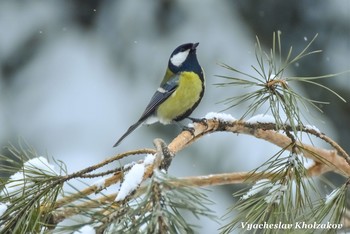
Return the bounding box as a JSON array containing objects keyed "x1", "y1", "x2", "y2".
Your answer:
[{"x1": 113, "y1": 42, "x2": 204, "y2": 147}]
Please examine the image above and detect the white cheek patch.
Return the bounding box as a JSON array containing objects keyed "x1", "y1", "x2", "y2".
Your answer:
[{"x1": 170, "y1": 50, "x2": 190, "y2": 67}]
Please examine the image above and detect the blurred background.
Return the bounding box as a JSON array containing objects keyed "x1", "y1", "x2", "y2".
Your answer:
[{"x1": 0, "y1": 0, "x2": 349, "y2": 232}]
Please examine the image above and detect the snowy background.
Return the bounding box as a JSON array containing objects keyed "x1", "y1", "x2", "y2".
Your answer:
[{"x1": 0, "y1": 0, "x2": 349, "y2": 232}]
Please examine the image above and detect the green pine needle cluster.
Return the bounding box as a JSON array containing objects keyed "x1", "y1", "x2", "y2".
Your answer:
[
  {"x1": 215, "y1": 31, "x2": 349, "y2": 233},
  {"x1": 221, "y1": 146, "x2": 321, "y2": 234},
  {"x1": 0, "y1": 143, "x2": 216, "y2": 233},
  {"x1": 0, "y1": 144, "x2": 65, "y2": 233},
  {"x1": 312, "y1": 182, "x2": 349, "y2": 229},
  {"x1": 102, "y1": 170, "x2": 215, "y2": 233},
  {"x1": 216, "y1": 31, "x2": 346, "y2": 137}
]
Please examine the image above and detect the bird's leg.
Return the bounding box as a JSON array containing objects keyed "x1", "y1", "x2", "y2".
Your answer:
[{"x1": 174, "y1": 121, "x2": 196, "y2": 136}]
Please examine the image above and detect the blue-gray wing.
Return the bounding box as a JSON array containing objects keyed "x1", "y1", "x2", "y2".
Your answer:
[
  {"x1": 113, "y1": 74, "x2": 179, "y2": 147},
  {"x1": 138, "y1": 74, "x2": 179, "y2": 122}
]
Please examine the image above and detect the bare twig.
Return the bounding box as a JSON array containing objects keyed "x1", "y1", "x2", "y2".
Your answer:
[{"x1": 52, "y1": 171, "x2": 123, "y2": 210}]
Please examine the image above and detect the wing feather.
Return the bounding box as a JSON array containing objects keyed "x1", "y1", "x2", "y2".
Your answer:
[
  {"x1": 113, "y1": 74, "x2": 179, "y2": 147},
  {"x1": 138, "y1": 74, "x2": 179, "y2": 122}
]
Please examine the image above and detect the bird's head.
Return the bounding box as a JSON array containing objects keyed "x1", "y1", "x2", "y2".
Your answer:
[{"x1": 168, "y1": 42, "x2": 201, "y2": 74}]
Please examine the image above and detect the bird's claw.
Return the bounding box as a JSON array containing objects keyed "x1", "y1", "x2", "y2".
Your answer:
[
  {"x1": 188, "y1": 117, "x2": 208, "y2": 129},
  {"x1": 182, "y1": 125, "x2": 196, "y2": 137}
]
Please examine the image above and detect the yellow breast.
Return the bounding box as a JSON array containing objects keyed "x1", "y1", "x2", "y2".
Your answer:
[{"x1": 156, "y1": 71, "x2": 203, "y2": 124}]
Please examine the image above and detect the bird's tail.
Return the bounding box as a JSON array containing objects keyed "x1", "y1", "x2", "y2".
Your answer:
[{"x1": 113, "y1": 121, "x2": 143, "y2": 147}]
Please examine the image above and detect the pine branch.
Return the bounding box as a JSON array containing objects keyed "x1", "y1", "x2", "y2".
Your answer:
[
  {"x1": 168, "y1": 118, "x2": 350, "y2": 176},
  {"x1": 169, "y1": 162, "x2": 329, "y2": 188}
]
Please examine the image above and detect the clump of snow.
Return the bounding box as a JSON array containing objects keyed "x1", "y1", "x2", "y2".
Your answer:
[
  {"x1": 302, "y1": 158, "x2": 315, "y2": 169},
  {"x1": 325, "y1": 188, "x2": 340, "y2": 204},
  {"x1": 204, "y1": 112, "x2": 236, "y2": 122},
  {"x1": 304, "y1": 124, "x2": 320, "y2": 133},
  {"x1": 0, "y1": 156, "x2": 58, "y2": 198},
  {"x1": 123, "y1": 161, "x2": 136, "y2": 169},
  {"x1": 143, "y1": 154, "x2": 155, "y2": 166},
  {"x1": 113, "y1": 154, "x2": 157, "y2": 202},
  {"x1": 0, "y1": 202, "x2": 9, "y2": 217},
  {"x1": 246, "y1": 114, "x2": 275, "y2": 124},
  {"x1": 23, "y1": 156, "x2": 57, "y2": 174},
  {"x1": 73, "y1": 225, "x2": 96, "y2": 234},
  {"x1": 242, "y1": 179, "x2": 271, "y2": 200},
  {"x1": 187, "y1": 122, "x2": 194, "y2": 128},
  {"x1": 289, "y1": 153, "x2": 315, "y2": 169},
  {"x1": 264, "y1": 182, "x2": 287, "y2": 204},
  {"x1": 115, "y1": 163, "x2": 145, "y2": 201},
  {"x1": 288, "y1": 153, "x2": 298, "y2": 167}
]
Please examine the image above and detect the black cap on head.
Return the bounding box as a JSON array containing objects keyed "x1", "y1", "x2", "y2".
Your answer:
[{"x1": 170, "y1": 42, "x2": 199, "y2": 58}]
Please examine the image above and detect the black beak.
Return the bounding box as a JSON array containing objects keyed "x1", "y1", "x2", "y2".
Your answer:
[{"x1": 192, "y1": 42, "x2": 199, "y2": 50}]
